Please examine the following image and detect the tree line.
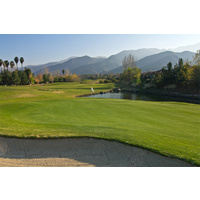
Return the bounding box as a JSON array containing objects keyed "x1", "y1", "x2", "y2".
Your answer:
[
  {"x1": 0, "y1": 57, "x2": 31, "y2": 85},
  {"x1": 1, "y1": 50, "x2": 199, "y2": 93},
  {"x1": 120, "y1": 50, "x2": 200, "y2": 93},
  {"x1": 0, "y1": 57, "x2": 80, "y2": 85},
  {"x1": 34, "y1": 68, "x2": 80, "y2": 84},
  {"x1": 0, "y1": 57, "x2": 24, "y2": 72}
]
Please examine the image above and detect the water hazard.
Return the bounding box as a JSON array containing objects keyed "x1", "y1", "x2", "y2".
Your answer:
[{"x1": 86, "y1": 92, "x2": 200, "y2": 104}]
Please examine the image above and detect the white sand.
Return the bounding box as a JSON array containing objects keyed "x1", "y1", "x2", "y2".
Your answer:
[{"x1": 0, "y1": 137, "x2": 192, "y2": 167}]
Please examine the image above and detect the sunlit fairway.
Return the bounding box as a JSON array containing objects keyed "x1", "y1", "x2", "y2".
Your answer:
[{"x1": 0, "y1": 81, "x2": 200, "y2": 165}]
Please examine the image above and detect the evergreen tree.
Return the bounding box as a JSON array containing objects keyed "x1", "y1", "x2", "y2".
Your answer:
[
  {"x1": 11, "y1": 70, "x2": 21, "y2": 85},
  {"x1": 25, "y1": 68, "x2": 32, "y2": 84},
  {"x1": 20, "y1": 71, "x2": 29, "y2": 85},
  {"x1": 161, "y1": 62, "x2": 175, "y2": 85},
  {"x1": 43, "y1": 73, "x2": 49, "y2": 83},
  {"x1": 2, "y1": 70, "x2": 11, "y2": 85}
]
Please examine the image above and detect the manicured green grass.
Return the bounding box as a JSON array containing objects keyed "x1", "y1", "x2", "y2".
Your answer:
[{"x1": 0, "y1": 81, "x2": 200, "y2": 165}]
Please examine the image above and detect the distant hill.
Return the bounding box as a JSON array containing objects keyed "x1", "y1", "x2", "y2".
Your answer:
[
  {"x1": 108, "y1": 51, "x2": 195, "y2": 73},
  {"x1": 170, "y1": 43, "x2": 200, "y2": 53},
  {"x1": 28, "y1": 48, "x2": 165, "y2": 75},
  {"x1": 69, "y1": 48, "x2": 166, "y2": 75},
  {"x1": 27, "y1": 56, "x2": 77, "y2": 74},
  {"x1": 31, "y1": 56, "x2": 106, "y2": 75},
  {"x1": 26, "y1": 48, "x2": 196, "y2": 75},
  {"x1": 110, "y1": 48, "x2": 166, "y2": 62},
  {"x1": 138, "y1": 51, "x2": 195, "y2": 72}
]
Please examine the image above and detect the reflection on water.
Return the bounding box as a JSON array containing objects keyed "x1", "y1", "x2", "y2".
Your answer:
[{"x1": 86, "y1": 92, "x2": 200, "y2": 104}]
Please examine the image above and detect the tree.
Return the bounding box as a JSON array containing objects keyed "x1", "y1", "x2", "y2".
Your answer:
[
  {"x1": 131, "y1": 67, "x2": 141, "y2": 84},
  {"x1": 4, "y1": 60, "x2": 9, "y2": 71},
  {"x1": 122, "y1": 54, "x2": 137, "y2": 71},
  {"x1": 10, "y1": 61, "x2": 15, "y2": 72},
  {"x1": 42, "y1": 67, "x2": 49, "y2": 75},
  {"x1": 11, "y1": 70, "x2": 20, "y2": 85},
  {"x1": 152, "y1": 72, "x2": 162, "y2": 87},
  {"x1": 53, "y1": 70, "x2": 60, "y2": 80},
  {"x1": 58, "y1": 76, "x2": 64, "y2": 82},
  {"x1": 43, "y1": 73, "x2": 50, "y2": 83},
  {"x1": 71, "y1": 73, "x2": 80, "y2": 82},
  {"x1": 14, "y1": 57, "x2": 19, "y2": 70},
  {"x1": 190, "y1": 65, "x2": 200, "y2": 90},
  {"x1": 66, "y1": 69, "x2": 70, "y2": 76},
  {"x1": 161, "y1": 62, "x2": 175, "y2": 85},
  {"x1": 2, "y1": 70, "x2": 11, "y2": 85},
  {"x1": 20, "y1": 71, "x2": 29, "y2": 85},
  {"x1": 178, "y1": 58, "x2": 184, "y2": 67},
  {"x1": 0, "y1": 59, "x2": 3, "y2": 72},
  {"x1": 49, "y1": 73, "x2": 54, "y2": 83},
  {"x1": 34, "y1": 76, "x2": 40, "y2": 84},
  {"x1": 25, "y1": 68, "x2": 32, "y2": 84},
  {"x1": 36, "y1": 73, "x2": 43, "y2": 83},
  {"x1": 120, "y1": 54, "x2": 140, "y2": 84},
  {"x1": 193, "y1": 49, "x2": 200, "y2": 65},
  {"x1": 20, "y1": 57, "x2": 24, "y2": 69},
  {"x1": 177, "y1": 64, "x2": 192, "y2": 87},
  {"x1": 3, "y1": 62, "x2": 6, "y2": 71},
  {"x1": 62, "y1": 69, "x2": 65, "y2": 75}
]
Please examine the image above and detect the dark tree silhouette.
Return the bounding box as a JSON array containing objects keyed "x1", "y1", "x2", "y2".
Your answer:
[
  {"x1": 14, "y1": 57, "x2": 19, "y2": 70},
  {"x1": 10, "y1": 61, "x2": 15, "y2": 72},
  {"x1": 20, "y1": 57, "x2": 24, "y2": 69}
]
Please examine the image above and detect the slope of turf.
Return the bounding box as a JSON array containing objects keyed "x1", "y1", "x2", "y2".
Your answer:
[{"x1": 0, "y1": 82, "x2": 200, "y2": 165}]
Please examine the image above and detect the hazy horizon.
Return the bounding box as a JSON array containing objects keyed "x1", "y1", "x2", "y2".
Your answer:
[{"x1": 0, "y1": 34, "x2": 200, "y2": 66}]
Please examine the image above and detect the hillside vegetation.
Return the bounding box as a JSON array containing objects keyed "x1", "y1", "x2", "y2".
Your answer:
[{"x1": 119, "y1": 50, "x2": 200, "y2": 94}]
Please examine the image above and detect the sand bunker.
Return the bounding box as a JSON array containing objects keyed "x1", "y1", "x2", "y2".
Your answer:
[
  {"x1": 52, "y1": 91, "x2": 64, "y2": 94},
  {"x1": 14, "y1": 94, "x2": 38, "y2": 98},
  {"x1": 0, "y1": 137, "x2": 192, "y2": 167}
]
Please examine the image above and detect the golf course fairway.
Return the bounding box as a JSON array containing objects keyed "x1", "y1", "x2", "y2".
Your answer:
[{"x1": 0, "y1": 81, "x2": 200, "y2": 166}]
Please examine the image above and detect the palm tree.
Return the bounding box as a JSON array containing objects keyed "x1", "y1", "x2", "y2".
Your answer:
[
  {"x1": 14, "y1": 57, "x2": 19, "y2": 70},
  {"x1": 20, "y1": 57, "x2": 24, "y2": 69},
  {"x1": 10, "y1": 61, "x2": 15, "y2": 72},
  {"x1": 0, "y1": 59, "x2": 3, "y2": 72},
  {"x1": 4, "y1": 60, "x2": 9, "y2": 71},
  {"x1": 3, "y1": 62, "x2": 6, "y2": 71}
]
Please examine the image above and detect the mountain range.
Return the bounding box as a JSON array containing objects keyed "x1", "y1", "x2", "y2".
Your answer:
[
  {"x1": 109, "y1": 51, "x2": 195, "y2": 74},
  {"x1": 27, "y1": 44, "x2": 199, "y2": 75}
]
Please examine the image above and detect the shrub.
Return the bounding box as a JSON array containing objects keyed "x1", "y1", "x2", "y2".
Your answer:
[{"x1": 104, "y1": 79, "x2": 110, "y2": 83}]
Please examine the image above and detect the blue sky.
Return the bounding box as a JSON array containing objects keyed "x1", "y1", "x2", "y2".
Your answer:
[{"x1": 0, "y1": 34, "x2": 200, "y2": 66}]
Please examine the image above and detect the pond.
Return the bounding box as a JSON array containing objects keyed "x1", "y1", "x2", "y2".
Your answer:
[{"x1": 85, "y1": 92, "x2": 200, "y2": 104}]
